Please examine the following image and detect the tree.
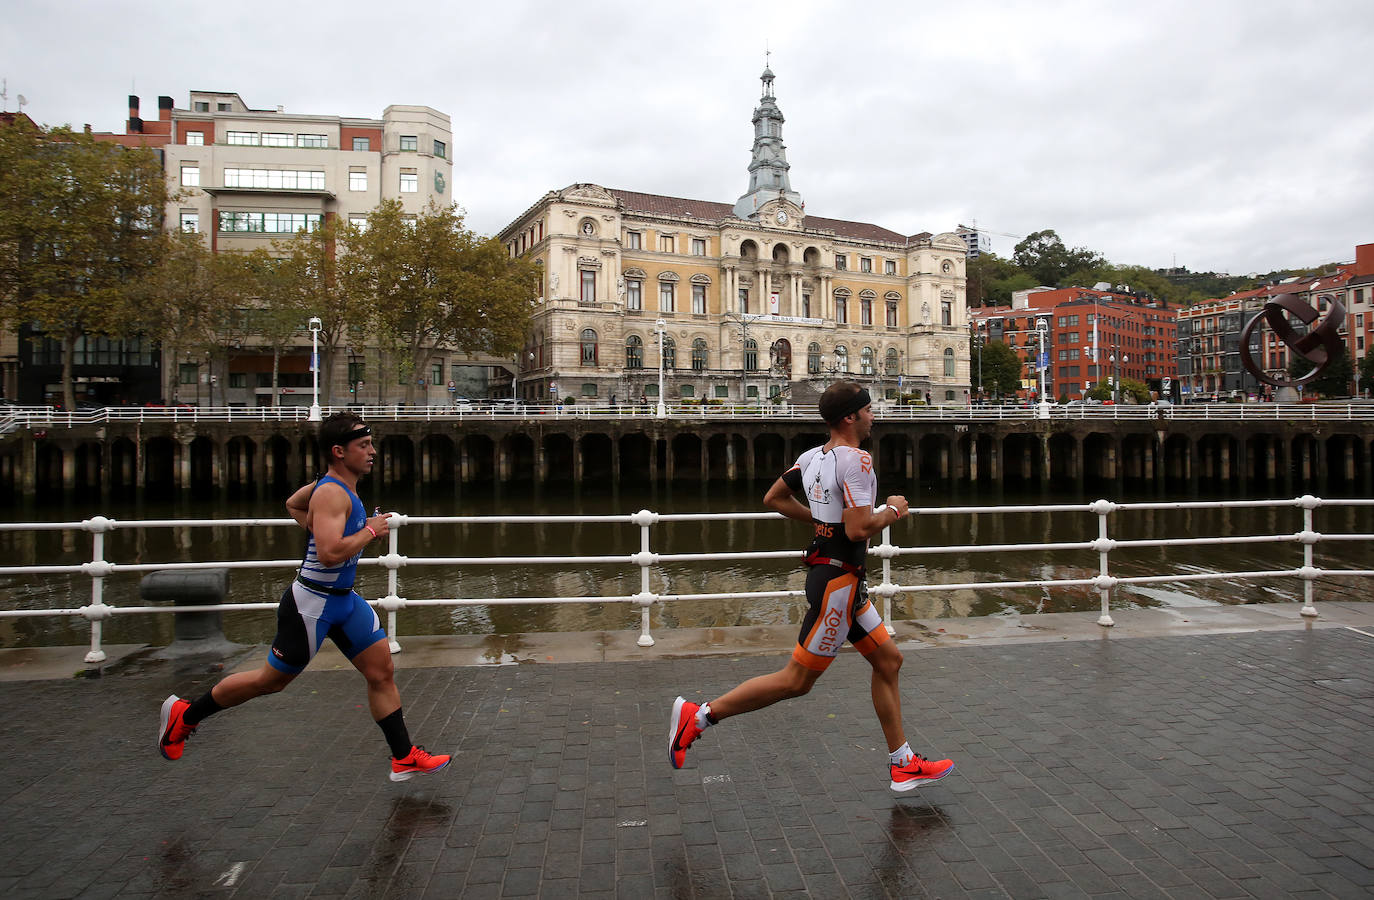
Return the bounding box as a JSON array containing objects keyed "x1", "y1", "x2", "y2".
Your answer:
[
  {"x1": 1013, "y1": 229, "x2": 1104, "y2": 288},
  {"x1": 0, "y1": 119, "x2": 174, "y2": 408},
  {"x1": 966, "y1": 252, "x2": 1037, "y2": 308},
  {"x1": 133, "y1": 230, "x2": 218, "y2": 404},
  {"x1": 1289, "y1": 349, "x2": 1353, "y2": 398},
  {"x1": 979, "y1": 340, "x2": 1023, "y2": 398},
  {"x1": 1359, "y1": 350, "x2": 1374, "y2": 399},
  {"x1": 340, "y1": 200, "x2": 540, "y2": 404}
]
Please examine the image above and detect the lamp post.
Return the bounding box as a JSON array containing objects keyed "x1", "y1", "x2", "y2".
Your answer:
[
  {"x1": 654, "y1": 318, "x2": 668, "y2": 417},
  {"x1": 970, "y1": 321, "x2": 985, "y2": 403},
  {"x1": 1035, "y1": 316, "x2": 1051, "y2": 418},
  {"x1": 308, "y1": 316, "x2": 322, "y2": 421}
]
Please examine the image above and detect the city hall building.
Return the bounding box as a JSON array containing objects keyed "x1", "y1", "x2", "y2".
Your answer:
[{"x1": 499, "y1": 67, "x2": 971, "y2": 406}]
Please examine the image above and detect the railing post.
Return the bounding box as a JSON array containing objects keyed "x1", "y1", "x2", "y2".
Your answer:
[
  {"x1": 80, "y1": 516, "x2": 118, "y2": 663},
  {"x1": 879, "y1": 520, "x2": 896, "y2": 635},
  {"x1": 378, "y1": 512, "x2": 405, "y2": 652},
  {"x1": 630, "y1": 509, "x2": 659, "y2": 647},
  {"x1": 1298, "y1": 495, "x2": 1320, "y2": 618},
  {"x1": 1089, "y1": 500, "x2": 1117, "y2": 627}
]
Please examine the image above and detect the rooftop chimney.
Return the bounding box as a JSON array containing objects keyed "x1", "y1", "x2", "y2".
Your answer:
[{"x1": 158, "y1": 95, "x2": 173, "y2": 120}]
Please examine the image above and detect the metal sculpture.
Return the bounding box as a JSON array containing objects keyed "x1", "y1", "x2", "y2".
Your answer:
[{"x1": 1238, "y1": 293, "x2": 1346, "y2": 388}]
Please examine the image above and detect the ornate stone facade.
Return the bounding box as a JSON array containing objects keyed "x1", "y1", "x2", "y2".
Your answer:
[{"x1": 499, "y1": 70, "x2": 970, "y2": 406}]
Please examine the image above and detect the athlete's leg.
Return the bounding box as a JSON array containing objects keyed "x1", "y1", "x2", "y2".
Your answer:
[
  {"x1": 863, "y1": 639, "x2": 906, "y2": 752},
  {"x1": 209, "y1": 663, "x2": 299, "y2": 707},
  {"x1": 350, "y1": 636, "x2": 401, "y2": 720},
  {"x1": 704, "y1": 659, "x2": 823, "y2": 720}
]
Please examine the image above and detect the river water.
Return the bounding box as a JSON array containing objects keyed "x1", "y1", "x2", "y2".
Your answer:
[{"x1": 2, "y1": 479, "x2": 1370, "y2": 650}]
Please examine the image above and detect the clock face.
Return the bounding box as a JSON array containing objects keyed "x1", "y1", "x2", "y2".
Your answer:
[{"x1": 776, "y1": 210, "x2": 788, "y2": 224}]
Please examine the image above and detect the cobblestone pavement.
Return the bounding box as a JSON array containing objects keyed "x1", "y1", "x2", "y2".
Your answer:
[{"x1": 0, "y1": 627, "x2": 1371, "y2": 898}]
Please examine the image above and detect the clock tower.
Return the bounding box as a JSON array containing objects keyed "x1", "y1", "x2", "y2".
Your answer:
[{"x1": 732, "y1": 65, "x2": 804, "y2": 222}]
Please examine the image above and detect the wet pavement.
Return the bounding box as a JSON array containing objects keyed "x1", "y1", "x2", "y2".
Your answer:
[{"x1": 1, "y1": 604, "x2": 1372, "y2": 898}]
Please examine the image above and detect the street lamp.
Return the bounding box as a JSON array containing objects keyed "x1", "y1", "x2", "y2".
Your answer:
[
  {"x1": 654, "y1": 318, "x2": 668, "y2": 418},
  {"x1": 308, "y1": 316, "x2": 323, "y2": 421},
  {"x1": 1035, "y1": 316, "x2": 1051, "y2": 418},
  {"x1": 970, "y1": 321, "x2": 985, "y2": 403}
]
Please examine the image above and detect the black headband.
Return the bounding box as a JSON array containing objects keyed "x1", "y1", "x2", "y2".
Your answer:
[
  {"x1": 838, "y1": 388, "x2": 871, "y2": 420},
  {"x1": 338, "y1": 424, "x2": 371, "y2": 446}
]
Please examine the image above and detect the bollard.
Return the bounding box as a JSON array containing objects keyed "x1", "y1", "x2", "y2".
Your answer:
[{"x1": 139, "y1": 568, "x2": 235, "y2": 656}]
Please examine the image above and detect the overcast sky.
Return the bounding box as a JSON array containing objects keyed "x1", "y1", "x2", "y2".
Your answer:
[{"x1": 6, "y1": 0, "x2": 1371, "y2": 276}]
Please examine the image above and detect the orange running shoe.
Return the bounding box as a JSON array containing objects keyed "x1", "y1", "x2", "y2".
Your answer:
[
  {"x1": 390, "y1": 745, "x2": 451, "y2": 782},
  {"x1": 158, "y1": 694, "x2": 197, "y2": 761},
  {"x1": 669, "y1": 696, "x2": 703, "y2": 769},
  {"x1": 890, "y1": 754, "x2": 955, "y2": 791}
]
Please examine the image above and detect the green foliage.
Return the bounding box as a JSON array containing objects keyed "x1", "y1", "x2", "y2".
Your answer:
[
  {"x1": 1358, "y1": 351, "x2": 1374, "y2": 398},
  {"x1": 1120, "y1": 377, "x2": 1151, "y2": 404},
  {"x1": 0, "y1": 119, "x2": 173, "y2": 408},
  {"x1": 978, "y1": 340, "x2": 1023, "y2": 398},
  {"x1": 1085, "y1": 381, "x2": 1113, "y2": 402},
  {"x1": 1288, "y1": 349, "x2": 1354, "y2": 397},
  {"x1": 966, "y1": 252, "x2": 1036, "y2": 308},
  {"x1": 1012, "y1": 229, "x2": 1104, "y2": 288}
]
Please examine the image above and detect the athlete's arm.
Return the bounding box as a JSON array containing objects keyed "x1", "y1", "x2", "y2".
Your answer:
[
  {"x1": 764, "y1": 476, "x2": 812, "y2": 523},
  {"x1": 285, "y1": 482, "x2": 314, "y2": 530},
  {"x1": 842, "y1": 494, "x2": 909, "y2": 541},
  {"x1": 308, "y1": 483, "x2": 378, "y2": 567}
]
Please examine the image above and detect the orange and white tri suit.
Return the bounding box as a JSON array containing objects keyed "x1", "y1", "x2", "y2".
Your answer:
[{"x1": 779, "y1": 444, "x2": 891, "y2": 672}]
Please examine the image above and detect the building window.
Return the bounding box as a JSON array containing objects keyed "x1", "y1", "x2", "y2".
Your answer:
[
  {"x1": 860, "y1": 257, "x2": 873, "y2": 273},
  {"x1": 861, "y1": 346, "x2": 874, "y2": 375},
  {"x1": 580, "y1": 383, "x2": 597, "y2": 398},
  {"x1": 430, "y1": 362, "x2": 443, "y2": 387},
  {"x1": 625, "y1": 279, "x2": 642, "y2": 311},
  {"x1": 692, "y1": 283, "x2": 707, "y2": 314},
  {"x1": 885, "y1": 347, "x2": 899, "y2": 375},
  {"x1": 226, "y1": 131, "x2": 260, "y2": 146},
  {"x1": 348, "y1": 214, "x2": 369, "y2": 232},
  {"x1": 400, "y1": 135, "x2": 418, "y2": 151},
  {"x1": 179, "y1": 363, "x2": 198, "y2": 385},
  {"x1": 946, "y1": 390, "x2": 956, "y2": 402},
  {"x1": 580, "y1": 269, "x2": 596, "y2": 304},
  {"x1": 739, "y1": 288, "x2": 749, "y2": 314},
  {"x1": 217, "y1": 211, "x2": 323, "y2": 233},
  {"x1": 433, "y1": 140, "x2": 446, "y2": 158},
  {"x1": 692, "y1": 338, "x2": 708, "y2": 371},
  {"x1": 223, "y1": 168, "x2": 326, "y2": 190},
  {"x1": 861, "y1": 295, "x2": 873, "y2": 326},
  {"x1": 626, "y1": 231, "x2": 641, "y2": 249},
  {"x1": 884, "y1": 260, "x2": 896, "y2": 275},
  {"x1": 179, "y1": 164, "x2": 200, "y2": 187},
  {"x1": 625, "y1": 335, "x2": 643, "y2": 369},
  {"x1": 835, "y1": 253, "x2": 847, "y2": 271},
  {"x1": 944, "y1": 348, "x2": 955, "y2": 376},
  {"x1": 835, "y1": 345, "x2": 849, "y2": 372},
  {"x1": 217, "y1": 102, "x2": 232, "y2": 112},
  {"x1": 349, "y1": 170, "x2": 367, "y2": 191},
  {"x1": 746, "y1": 385, "x2": 759, "y2": 399},
  {"x1": 262, "y1": 133, "x2": 294, "y2": 147},
  {"x1": 802, "y1": 293, "x2": 811, "y2": 318},
  {"x1": 680, "y1": 384, "x2": 695, "y2": 399},
  {"x1": 941, "y1": 299, "x2": 952, "y2": 326},
  {"x1": 886, "y1": 300, "x2": 898, "y2": 327},
  {"x1": 662, "y1": 337, "x2": 676, "y2": 369},
  {"x1": 185, "y1": 131, "x2": 204, "y2": 146},
  {"x1": 835, "y1": 294, "x2": 847, "y2": 325},
  {"x1": 180, "y1": 212, "x2": 199, "y2": 233},
  {"x1": 808, "y1": 342, "x2": 821, "y2": 374},
  {"x1": 193, "y1": 101, "x2": 209, "y2": 113},
  {"x1": 691, "y1": 237, "x2": 707, "y2": 256},
  {"x1": 659, "y1": 234, "x2": 674, "y2": 253},
  {"x1": 400, "y1": 170, "x2": 418, "y2": 192},
  {"x1": 744, "y1": 338, "x2": 758, "y2": 371},
  {"x1": 580, "y1": 329, "x2": 598, "y2": 365},
  {"x1": 659, "y1": 282, "x2": 675, "y2": 313},
  {"x1": 352, "y1": 137, "x2": 370, "y2": 151},
  {"x1": 715, "y1": 384, "x2": 730, "y2": 398}
]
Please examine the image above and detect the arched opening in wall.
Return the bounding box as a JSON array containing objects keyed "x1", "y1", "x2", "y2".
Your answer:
[
  {"x1": 463, "y1": 434, "x2": 495, "y2": 484},
  {"x1": 581, "y1": 433, "x2": 614, "y2": 483},
  {"x1": 1287, "y1": 433, "x2": 1317, "y2": 485},
  {"x1": 1048, "y1": 433, "x2": 1077, "y2": 483},
  {"x1": 772, "y1": 243, "x2": 789, "y2": 265},
  {"x1": 504, "y1": 433, "x2": 536, "y2": 483},
  {"x1": 916, "y1": 433, "x2": 950, "y2": 484},
  {"x1": 707, "y1": 434, "x2": 731, "y2": 480},
  {"x1": 753, "y1": 433, "x2": 786, "y2": 479},
  {"x1": 421, "y1": 434, "x2": 456, "y2": 485},
  {"x1": 1162, "y1": 434, "x2": 1191, "y2": 482},
  {"x1": 266, "y1": 435, "x2": 292, "y2": 493},
  {"x1": 877, "y1": 434, "x2": 910, "y2": 489},
  {"x1": 671, "y1": 434, "x2": 703, "y2": 481},
  {"x1": 740, "y1": 240, "x2": 759, "y2": 261},
  {"x1": 144, "y1": 437, "x2": 177, "y2": 492},
  {"x1": 1197, "y1": 433, "x2": 1238, "y2": 486},
  {"x1": 189, "y1": 436, "x2": 217, "y2": 495},
  {"x1": 1245, "y1": 434, "x2": 1274, "y2": 485},
  {"x1": 1081, "y1": 433, "x2": 1113, "y2": 483},
  {"x1": 383, "y1": 436, "x2": 416, "y2": 487},
  {"x1": 619, "y1": 433, "x2": 652, "y2": 482},
  {"x1": 732, "y1": 434, "x2": 753, "y2": 480},
  {"x1": 225, "y1": 437, "x2": 255, "y2": 495},
  {"x1": 543, "y1": 434, "x2": 575, "y2": 483},
  {"x1": 298, "y1": 436, "x2": 320, "y2": 485},
  {"x1": 1121, "y1": 434, "x2": 1153, "y2": 483},
  {"x1": 74, "y1": 441, "x2": 103, "y2": 493},
  {"x1": 803, "y1": 246, "x2": 821, "y2": 266},
  {"x1": 110, "y1": 437, "x2": 137, "y2": 493},
  {"x1": 973, "y1": 433, "x2": 999, "y2": 483},
  {"x1": 999, "y1": 433, "x2": 1042, "y2": 486},
  {"x1": 34, "y1": 443, "x2": 63, "y2": 495},
  {"x1": 1325, "y1": 433, "x2": 1364, "y2": 491},
  {"x1": 770, "y1": 338, "x2": 792, "y2": 379}
]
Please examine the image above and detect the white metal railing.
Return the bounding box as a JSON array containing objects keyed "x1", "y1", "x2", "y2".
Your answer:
[
  {"x1": 4, "y1": 401, "x2": 1374, "y2": 432},
  {"x1": 0, "y1": 496, "x2": 1371, "y2": 664}
]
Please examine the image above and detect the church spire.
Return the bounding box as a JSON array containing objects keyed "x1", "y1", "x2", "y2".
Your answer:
[{"x1": 733, "y1": 63, "x2": 803, "y2": 220}]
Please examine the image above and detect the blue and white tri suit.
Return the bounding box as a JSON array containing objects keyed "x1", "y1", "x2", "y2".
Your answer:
[{"x1": 268, "y1": 474, "x2": 386, "y2": 674}]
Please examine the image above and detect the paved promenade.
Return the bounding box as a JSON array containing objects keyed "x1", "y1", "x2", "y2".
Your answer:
[{"x1": 1, "y1": 605, "x2": 1372, "y2": 898}]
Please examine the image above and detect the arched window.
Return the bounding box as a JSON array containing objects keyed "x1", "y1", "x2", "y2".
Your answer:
[
  {"x1": 885, "y1": 347, "x2": 900, "y2": 376},
  {"x1": 860, "y1": 346, "x2": 874, "y2": 375},
  {"x1": 625, "y1": 334, "x2": 643, "y2": 369},
  {"x1": 860, "y1": 292, "x2": 875, "y2": 326},
  {"x1": 885, "y1": 292, "x2": 901, "y2": 328},
  {"x1": 744, "y1": 338, "x2": 758, "y2": 372},
  {"x1": 835, "y1": 345, "x2": 849, "y2": 373},
  {"x1": 691, "y1": 338, "x2": 708, "y2": 371},
  {"x1": 662, "y1": 336, "x2": 676, "y2": 369},
  {"x1": 771, "y1": 338, "x2": 792, "y2": 376},
  {"x1": 580, "y1": 329, "x2": 598, "y2": 365},
  {"x1": 807, "y1": 342, "x2": 822, "y2": 374},
  {"x1": 943, "y1": 347, "x2": 955, "y2": 376},
  {"x1": 834, "y1": 291, "x2": 849, "y2": 325}
]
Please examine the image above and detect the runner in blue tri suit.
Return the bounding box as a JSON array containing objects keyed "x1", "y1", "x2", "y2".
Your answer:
[
  {"x1": 669, "y1": 381, "x2": 955, "y2": 791},
  {"x1": 157, "y1": 412, "x2": 450, "y2": 782}
]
